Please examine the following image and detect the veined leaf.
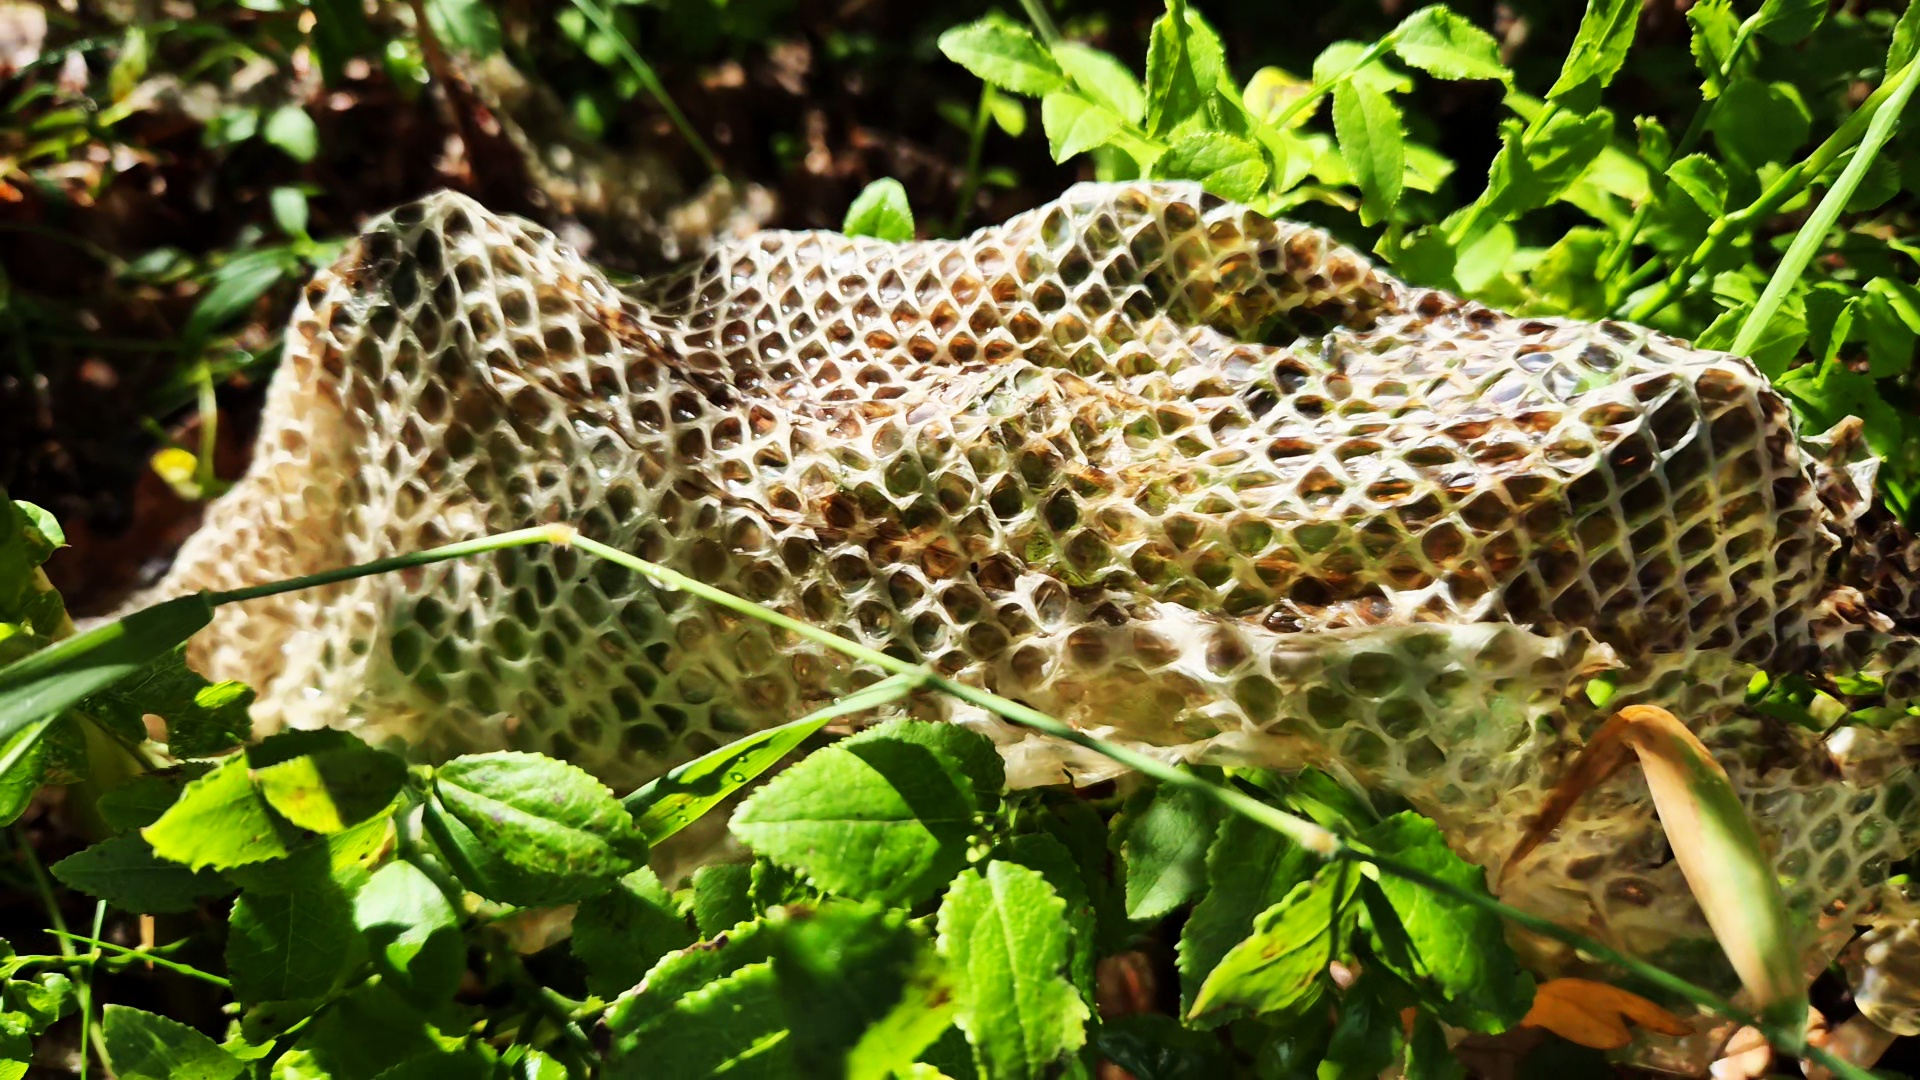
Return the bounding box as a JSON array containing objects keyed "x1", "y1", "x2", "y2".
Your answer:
[
  {"x1": 0, "y1": 715, "x2": 53, "y2": 825},
  {"x1": 103, "y1": 1006, "x2": 244, "y2": 1080},
  {"x1": 144, "y1": 754, "x2": 294, "y2": 869},
  {"x1": 1189, "y1": 861, "x2": 1357, "y2": 1021},
  {"x1": 1546, "y1": 0, "x2": 1640, "y2": 107},
  {"x1": 937, "y1": 861, "x2": 1089, "y2": 1080},
  {"x1": 843, "y1": 180, "x2": 915, "y2": 242},
  {"x1": 937, "y1": 17, "x2": 1063, "y2": 97},
  {"x1": 1332, "y1": 79, "x2": 1405, "y2": 224},
  {"x1": 1114, "y1": 781, "x2": 1215, "y2": 922},
  {"x1": 574, "y1": 868, "x2": 696, "y2": 996},
  {"x1": 1042, "y1": 91, "x2": 1125, "y2": 163},
  {"x1": 1155, "y1": 131, "x2": 1269, "y2": 203},
  {"x1": 253, "y1": 735, "x2": 405, "y2": 833},
  {"x1": 352, "y1": 861, "x2": 463, "y2": 1007},
  {"x1": 1176, "y1": 814, "x2": 1315, "y2": 1021},
  {"x1": 1391, "y1": 6, "x2": 1507, "y2": 83},
  {"x1": 0, "y1": 595, "x2": 215, "y2": 751},
  {"x1": 772, "y1": 901, "x2": 954, "y2": 1079},
  {"x1": 1054, "y1": 42, "x2": 1144, "y2": 124},
  {"x1": 51, "y1": 834, "x2": 233, "y2": 914},
  {"x1": 432, "y1": 751, "x2": 647, "y2": 903},
  {"x1": 1666, "y1": 154, "x2": 1728, "y2": 217},
  {"x1": 1145, "y1": 0, "x2": 1226, "y2": 137},
  {"x1": 1752, "y1": 0, "x2": 1827, "y2": 44},
  {"x1": 227, "y1": 869, "x2": 360, "y2": 1002}
]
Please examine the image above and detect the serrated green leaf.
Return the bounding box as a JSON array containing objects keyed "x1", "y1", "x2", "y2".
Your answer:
[
  {"x1": 78, "y1": 641, "x2": 253, "y2": 753},
  {"x1": 844, "y1": 179, "x2": 915, "y2": 242},
  {"x1": 1053, "y1": 42, "x2": 1144, "y2": 124},
  {"x1": 1686, "y1": 0, "x2": 1739, "y2": 99},
  {"x1": 1156, "y1": 131, "x2": 1268, "y2": 203},
  {"x1": 227, "y1": 867, "x2": 360, "y2": 1002},
  {"x1": 773, "y1": 902, "x2": 953, "y2": 1079},
  {"x1": 144, "y1": 754, "x2": 295, "y2": 870},
  {"x1": 575, "y1": 867, "x2": 696, "y2": 996},
  {"x1": 731, "y1": 736, "x2": 977, "y2": 907},
  {"x1": 1115, "y1": 781, "x2": 1216, "y2": 922},
  {"x1": 51, "y1": 834, "x2": 232, "y2": 913},
  {"x1": 606, "y1": 921, "x2": 797, "y2": 1079},
  {"x1": 1331, "y1": 80, "x2": 1404, "y2": 224},
  {"x1": 12, "y1": 503, "x2": 61, "y2": 550},
  {"x1": 1892, "y1": 1, "x2": 1920, "y2": 74},
  {"x1": 1666, "y1": 154, "x2": 1728, "y2": 217},
  {"x1": 992, "y1": 833, "x2": 1095, "y2": 1001},
  {"x1": 937, "y1": 861, "x2": 1089, "y2": 1080},
  {"x1": 843, "y1": 719, "x2": 1003, "y2": 811},
  {"x1": 937, "y1": 16, "x2": 1063, "y2": 97},
  {"x1": 1189, "y1": 861, "x2": 1358, "y2": 1021},
  {"x1": 103, "y1": 1005, "x2": 245, "y2": 1080},
  {"x1": 1357, "y1": 812, "x2": 1534, "y2": 1031},
  {"x1": 431, "y1": 751, "x2": 646, "y2": 903},
  {"x1": 1041, "y1": 91, "x2": 1124, "y2": 163},
  {"x1": 353, "y1": 861, "x2": 463, "y2": 1007},
  {"x1": 262, "y1": 105, "x2": 318, "y2": 163},
  {"x1": 1478, "y1": 109, "x2": 1612, "y2": 222},
  {"x1": 1177, "y1": 814, "x2": 1315, "y2": 1021},
  {"x1": 1546, "y1": 0, "x2": 1639, "y2": 107},
  {"x1": 1145, "y1": 0, "x2": 1226, "y2": 138},
  {"x1": 607, "y1": 917, "x2": 779, "y2": 1040},
  {"x1": 1390, "y1": 7, "x2": 1507, "y2": 83},
  {"x1": 98, "y1": 775, "x2": 185, "y2": 832},
  {"x1": 254, "y1": 735, "x2": 405, "y2": 833}
]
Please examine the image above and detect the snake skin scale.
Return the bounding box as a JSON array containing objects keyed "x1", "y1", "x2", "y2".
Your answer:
[{"x1": 146, "y1": 181, "x2": 1920, "y2": 1058}]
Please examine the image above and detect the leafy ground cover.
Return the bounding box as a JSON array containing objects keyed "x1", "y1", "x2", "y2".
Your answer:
[{"x1": 5, "y1": 0, "x2": 1920, "y2": 1075}]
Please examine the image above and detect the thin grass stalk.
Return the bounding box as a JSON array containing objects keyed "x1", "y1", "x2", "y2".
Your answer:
[
  {"x1": 560, "y1": 0, "x2": 723, "y2": 176},
  {"x1": 1731, "y1": 60, "x2": 1920, "y2": 355}
]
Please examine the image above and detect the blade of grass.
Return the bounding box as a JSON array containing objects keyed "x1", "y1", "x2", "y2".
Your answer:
[
  {"x1": 1732, "y1": 59, "x2": 1920, "y2": 355},
  {"x1": 561, "y1": 0, "x2": 721, "y2": 175}
]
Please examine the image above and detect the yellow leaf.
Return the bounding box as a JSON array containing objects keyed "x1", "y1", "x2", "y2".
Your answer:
[{"x1": 1522, "y1": 978, "x2": 1692, "y2": 1050}]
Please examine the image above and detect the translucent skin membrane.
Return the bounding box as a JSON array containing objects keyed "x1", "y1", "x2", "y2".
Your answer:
[{"x1": 150, "y1": 182, "x2": 1920, "y2": 1056}]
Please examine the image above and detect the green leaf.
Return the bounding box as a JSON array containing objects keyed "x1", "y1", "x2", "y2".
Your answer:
[
  {"x1": 0, "y1": 595, "x2": 215, "y2": 753},
  {"x1": 1145, "y1": 0, "x2": 1227, "y2": 138},
  {"x1": 1331, "y1": 80, "x2": 1404, "y2": 224},
  {"x1": 1091, "y1": 1013, "x2": 1230, "y2": 1080},
  {"x1": 51, "y1": 834, "x2": 232, "y2": 914},
  {"x1": 1546, "y1": 0, "x2": 1640, "y2": 107},
  {"x1": 1357, "y1": 812, "x2": 1534, "y2": 1031},
  {"x1": 1176, "y1": 815, "x2": 1315, "y2": 1020},
  {"x1": 431, "y1": 751, "x2": 646, "y2": 903},
  {"x1": 1403, "y1": 1010, "x2": 1465, "y2": 1080},
  {"x1": 843, "y1": 719, "x2": 1003, "y2": 812},
  {"x1": 421, "y1": 0, "x2": 501, "y2": 56},
  {"x1": 270, "y1": 187, "x2": 309, "y2": 239},
  {"x1": 1053, "y1": 42, "x2": 1145, "y2": 124},
  {"x1": 184, "y1": 249, "x2": 289, "y2": 342},
  {"x1": 1686, "y1": 0, "x2": 1740, "y2": 99},
  {"x1": 936, "y1": 861, "x2": 1089, "y2": 1080},
  {"x1": 0, "y1": 495, "x2": 65, "y2": 638},
  {"x1": 1478, "y1": 109, "x2": 1612, "y2": 221},
  {"x1": 731, "y1": 735, "x2": 978, "y2": 908},
  {"x1": 843, "y1": 179, "x2": 915, "y2": 243},
  {"x1": 103, "y1": 1005, "x2": 245, "y2": 1080},
  {"x1": 1708, "y1": 79, "x2": 1810, "y2": 169},
  {"x1": 0, "y1": 716, "x2": 51, "y2": 826},
  {"x1": 1320, "y1": 972, "x2": 1406, "y2": 1080},
  {"x1": 772, "y1": 902, "x2": 954, "y2": 1079},
  {"x1": 937, "y1": 16, "x2": 1064, "y2": 97},
  {"x1": 253, "y1": 733, "x2": 405, "y2": 833},
  {"x1": 1666, "y1": 154, "x2": 1728, "y2": 217},
  {"x1": 693, "y1": 861, "x2": 756, "y2": 937},
  {"x1": 1863, "y1": 278, "x2": 1920, "y2": 377},
  {"x1": 1042, "y1": 91, "x2": 1124, "y2": 163},
  {"x1": 605, "y1": 921, "x2": 797, "y2": 1079},
  {"x1": 1752, "y1": 0, "x2": 1826, "y2": 44},
  {"x1": 1525, "y1": 227, "x2": 1612, "y2": 319},
  {"x1": 1189, "y1": 861, "x2": 1358, "y2": 1021},
  {"x1": 144, "y1": 754, "x2": 294, "y2": 870},
  {"x1": 375, "y1": 1047, "x2": 499, "y2": 1080},
  {"x1": 12, "y1": 503, "x2": 61, "y2": 550},
  {"x1": 1892, "y1": 1, "x2": 1920, "y2": 74},
  {"x1": 574, "y1": 868, "x2": 695, "y2": 996},
  {"x1": 262, "y1": 105, "x2": 318, "y2": 163},
  {"x1": 353, "y1": 861, "x2": 463, "y2": 1007},
  {"x1": 1390, "y1": 7, "x2": 1507, "y2": 83},
  {"x1": 1156, "y1": 131, "x2": 1269, "y2": 204},
  {"x1": 275, "y1": 983, "x2": 447, "y2": 1079},
  {"x1": 992, "y1": 833, "x2": 1095, "y2": 1002},
  {"x1": 77, "y1": 646, "x2": 253, "y2": 758},
  {"x1": 227, "y1": 867, "x2": 360, "y2": 1002},
  {"x1": 626, "y1": 675, "x2": 917, "y2": 845},
  {"x1": 1114, "y1": 781, "x2": 1216, "y2": 922}
]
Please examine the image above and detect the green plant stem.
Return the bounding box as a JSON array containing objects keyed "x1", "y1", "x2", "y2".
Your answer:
[
  {"x1": 495, "y1": 944, "x2": 597, "y2": 1066},
  {"x1": 1731, "y1": 55, "x2": 1920, "y2": 356},
  {"x1": 1597, "y1": 16, "x2": 1763, "y2": 296},
  {"x1": 14, "y1": 829, "x2": 112, "y2": 1073},
  {"x1": 205, "y1": 525, "x2": 566, "y2": 606},
  {"x1": 1625, "y1": 58, "x2": 1917, "y2": 325},
  {"x1": 949, "y1": 85, "x2": 995, "y2": 237},
  {"x1": 1016, "y1": 0, "x2": 1061, "y2": 47},
  {"x1": 560, "y1": 532, "x2": 1869, "y2": 1072},
  {"x1": 561, "y1": 0, "x2": 722, "y2": 176},
  {"x1": 1266, "y1": 35, "x2": 1396, "y2": 134},
  {"x1": 79, "y1": 903, "x2": 104, "y2": 1080},
  {"x1": 45, "y1": 931, "x2": 233, "y2": 989}
]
